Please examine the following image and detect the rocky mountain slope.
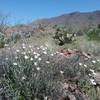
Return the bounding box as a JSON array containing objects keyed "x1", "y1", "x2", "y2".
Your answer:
[
  {"x1": 6, "y1": 10, "x2": 100, "y2": 35},
  {"x1": 32, "y1": 10, "x2": 100, "y2": 31}
]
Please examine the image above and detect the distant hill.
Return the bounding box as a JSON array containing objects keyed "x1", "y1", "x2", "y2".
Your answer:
[{"x1": 6, "y1": 10, "x2": 100, "y2": 35}]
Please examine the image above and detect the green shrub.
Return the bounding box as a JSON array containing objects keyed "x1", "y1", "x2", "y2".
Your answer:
[{"x1": 86, "y1": 28, "x2": 100, "y2": 41}]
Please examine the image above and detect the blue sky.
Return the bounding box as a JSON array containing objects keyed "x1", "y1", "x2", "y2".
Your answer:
[{"x1": 0, "y1": 0, "x2": 100, "y2": 25}]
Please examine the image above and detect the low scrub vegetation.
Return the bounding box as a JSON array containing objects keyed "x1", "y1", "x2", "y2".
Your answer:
[
  {"x1": 0, "y1": 43, "x2": 100, "y2": 100},
  {"x1": 86, "y1": 25, "x2": 100, "y2": 41},
  {"x1": 0, "y1": 17, "x2": 100, "y2": 99}
]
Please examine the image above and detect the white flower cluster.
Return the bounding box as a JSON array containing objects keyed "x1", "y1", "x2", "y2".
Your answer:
[
  {"x1": 84, "y1": 64, "x2": 87, "y2": 68},
  {"x1": 36, "y1": 67, "x2": 40, "y2": 71},
  {"x1": 24, "y1": 55, "x2": 29, "y2": 59},
  {"x1": 46, "y1": 61, "x2": 50, "y2": 64},
  {"x1": 90, "y1": 69, "x2": 97, "y2": 75},
  {"x1": 34, "y1": 62, "x2": 38, "y2": 66},
  {"x1": 90, "y1": 79, "x2": 96, "y2": 85},
  {"x1": 43, "y1": 51, "x2": 47, "y2": 54},
  {"x1": 16, "y1": 49, "x2": 20, "y2": 53},
  {"x1": 30, "y1": 57, "x2": 33, "y2": 61},
  {"x1": 21, "y1": 52, "x2": 26, "y2": 55},
  {"x1": 60, "y1": 70, "x2": 64, "y2": 74},
  {"x1": 4, "y1": 44, "x2": 9, "y2": 47},
  {"x1": 22, "y1": 43, "x2": 26, "y2": 49},
  {"x1": 97, "y1": 59, "x2": 100, "y2": 62},
  {"x1": 38, "y1": 57, "x2": 42, "y2": 61},
  {"x1": 13, "y1": 62, "x2": 17, "y2": 66},
  {"x1": 79, "y1": 62, "x2": 83, "y2": 66},
  {"x1": 92, "y1": 60, "x2": 96, "y2": 64}
]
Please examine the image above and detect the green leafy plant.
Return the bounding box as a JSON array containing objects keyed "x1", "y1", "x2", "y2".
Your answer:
[{"x1": 86, "y1": 28, "x2": 100, "y2": 41}]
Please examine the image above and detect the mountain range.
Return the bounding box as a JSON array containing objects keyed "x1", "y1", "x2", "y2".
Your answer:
[{"x1": 6, "y1": 10, "x2": 100, "y2": 34}]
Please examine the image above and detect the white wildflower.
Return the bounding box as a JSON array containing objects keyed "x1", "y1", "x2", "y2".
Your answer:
[
  {"x1": 40, "y1": 45, "x2": 43, "y2": 49},
  {"x1": 93, "y1": 72, "x2": 97, "y2": 75},
  {"x1": 90, "y1": 79, "x2": 96, "y2": 85},
  {"x1": 79, "y1": 63, "x2": 83, "y2": 66},
  {"x1": 4, "y1": 44, "x2": 9, "y2": 47},
  {"x1": 60, "y1": 53, "x2": 64, "y2": 55},
  {"x1": 36, "y1": 67, "x2": 40, "y2": 71},
  {"x1": 34, "y1": 55, "x2": 38, "y2": 59},
  {"x1": 30, "y1": 57, "x2": 33, "y2": 61},
  {"x1": 43, "y1": 51, "x2": 47, "y2": 54},
  {"x1": 60, "y1": 70, "x2": 64, "y2": 74},
  {"x1": 5, "y1": 57, "x2": 8, "y2": 60},
  {"x1": 92, "y1": 60, "x2": 96, "y2": 64},
  {"x1": 90, "y1": 69, "x2": 96, "y2": 75},
  {"x1": 36, "y1": 53, "x2": 40, "y2": 57},
  {"x1": 13, "y1": 62, "x2": 17, "y2": 66},
  {"x1": 88, "y1": 74, "x2": 92, "y2": 76},
  {"x1": 45, "y1": 47, "x2": 47, "y2": 50},
  {"x1": 56, "y1": 51, "x2": 59, "y2": 54},
  {"x1": 29, "y1": 45, "x2": 32, "y2": 48},
  {"x1": 37, "y1": 47, "x2": 40, "y2": 50},
  {"x1": 22, "y1": 43, "x2": 25, "y2": 48},
  {"x1": 22, "y1": 43, "x2": 25, "y2": 46},
  {"x1": 28, "y1": 51, "x2": 31, "y2": 53},
  {"x1": 15, "y1": 56, "x2": 18, "y2": 59},
  {"x1": 31, "y1": 49, "x2": 33, "y2": 51},
  {"x1": 44, "y1": 96, "x2": 48, "y2": 100},
  {"x1": 42, "y1": 48, "x2": 46, "y2": 51},
  {"x1": 90, "y1": 69, "x2": 95, "y2": 73},
  {"x1": 51, "y1": 53, "x2": 54, "y2": 56},
  {"x1": 84, "y1": 64, "x2": 87, "y2": 68},
  {"x1": 34, "y1": 62, "x2": 38, "y2": 66},
  {"x1": 46, "y1": 61, "x2": 50, "y2": 64},
  {"x1": 38, "y1": 57, "x2": 42, "y2": 61},
  {"x1": 33, "y1": 52, "x2": 37, "y2": 55},
  {"x1": 22, "y1": 52, "x2": 26, "y2": 55},
  {"x1": 90, "y1": 69, "x2": 97, "y2": 75},
  {"x1": 23, "y1": 46, "x2": 25, "y2": 49},
  {"x1": 97, "y1": 59, "x2": 100, "y2": 62},
  {"x1": 22, "y1": 76, "x2": 26, "y2": 80},
  {"x1": 16, "y1": 49, "x2": 20, "y2": 52},
  {"x1": 24, "y1": 55, "x2": 29, "y2": 59}
]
